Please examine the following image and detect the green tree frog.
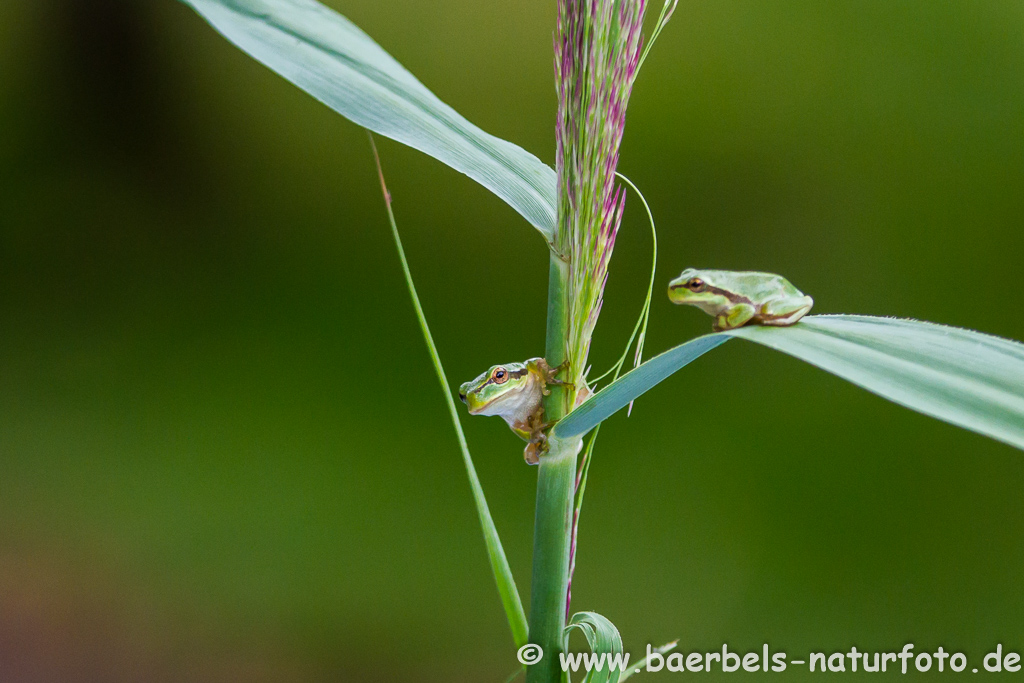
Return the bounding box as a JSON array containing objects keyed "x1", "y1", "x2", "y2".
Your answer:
[
  {"x1": 458, "y1": 358, "x2": 572, "y2": 465},
  {"x1": 668, "y1": 268, "x2": 813, "y2": 331}
]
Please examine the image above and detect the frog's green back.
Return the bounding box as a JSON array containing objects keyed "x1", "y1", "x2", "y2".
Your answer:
[{"x1": 700, "y1": 269, "x2": 804, "y2": 300}]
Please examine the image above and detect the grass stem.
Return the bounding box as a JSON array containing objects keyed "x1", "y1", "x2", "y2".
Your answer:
[{"x1": 526, "y1": 252, "x2": 578, "y2": 683}]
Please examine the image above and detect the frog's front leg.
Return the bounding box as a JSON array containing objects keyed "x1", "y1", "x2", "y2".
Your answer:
[
  {"x1": 529, "y1": 359, "x2": 575, "y2": 400},
  {"x1": 530, "y1": 358, "x2": 575, "y2": 388},
  {"x1": 547, "y1": 359, "x2": 572, "y2": 385},
  {"x1": 713, "y1": 303, "x2": 756, "y2": 332}
]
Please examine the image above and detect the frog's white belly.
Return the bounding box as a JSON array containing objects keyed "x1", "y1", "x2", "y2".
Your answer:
[{"x1": 476, "y1": 377, "x2": 543, "y2": 428}]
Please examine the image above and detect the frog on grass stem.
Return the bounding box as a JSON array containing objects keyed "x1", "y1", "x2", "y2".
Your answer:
[{"x1": 458, "y1": 358, "x2": 574, "y2": 465}]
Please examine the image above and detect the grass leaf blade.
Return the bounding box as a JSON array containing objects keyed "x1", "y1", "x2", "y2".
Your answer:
[
  {"x1": 554, "y1": 315, "x2": 1024, "y2": 451},
  {"x1": 180, "y1": 0, "x2": 557, "y2": 239},
  {"x1": 554, "y1": 334, "x2": 731, "y2": 438},
  {"x1": 730, "y1": 315, "x2": 1024, "y2": 451}
]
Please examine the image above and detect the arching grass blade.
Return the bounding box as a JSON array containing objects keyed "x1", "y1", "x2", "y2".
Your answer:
[
  {"x1": 554, "y1": 315, "x2": 1024, "y2": 452},
  {"x1": 180, "y1": 0, "x2": 557, "y2": 240}
]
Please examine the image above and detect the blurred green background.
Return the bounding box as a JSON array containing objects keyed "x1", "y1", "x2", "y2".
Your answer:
[{"x1": 1, "y1": 0, "x2": 1023, "y2": 680}]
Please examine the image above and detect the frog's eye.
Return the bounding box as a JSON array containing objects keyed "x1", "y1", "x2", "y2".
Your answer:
[
  {"x1": 491, "y1": 367, "x2": 509, "y2": 384},
  {"x1": 687, "y1": 278, "x2": 705, "y2": 291}
]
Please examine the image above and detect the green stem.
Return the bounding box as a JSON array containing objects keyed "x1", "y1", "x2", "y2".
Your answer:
[
  {"x1": 526, "y1": 438, "x2": 577, "y2": 683},
  {"x1": 526, "y1": 253, "x2": 578, "y2": 683},
  {"x1": 544, "y1": 255, "x2": 570, "y2": 381}
]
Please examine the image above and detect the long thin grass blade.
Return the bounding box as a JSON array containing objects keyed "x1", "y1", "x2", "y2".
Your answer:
[
  {"x1": 180, "y1": 0, "x2": 557, "y2": 240},
  {"x1": 617, "y1": 640, "x2": 679, "y2": 681},
  {"x1": 553, "y1": 315, "x2": 1024, "y2": 452},
  {"x1": 369, "y1": 136, "x2": 528, "y2": 647}
]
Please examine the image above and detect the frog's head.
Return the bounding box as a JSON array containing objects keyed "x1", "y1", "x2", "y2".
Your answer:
[
  {"x1": 458, "y1": 362, "x2": 532, "y2": 416},
  {"x1": 668, "y1": 268, "x2": 731, "y2": 309}
]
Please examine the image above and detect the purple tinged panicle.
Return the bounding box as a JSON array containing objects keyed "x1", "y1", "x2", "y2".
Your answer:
[
  {"x1": 555, "y1": 0, "x2": 646, "y2": 382},
  {"x1": 556, "y1": 0, "x2": 647, "y2": 619}
]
